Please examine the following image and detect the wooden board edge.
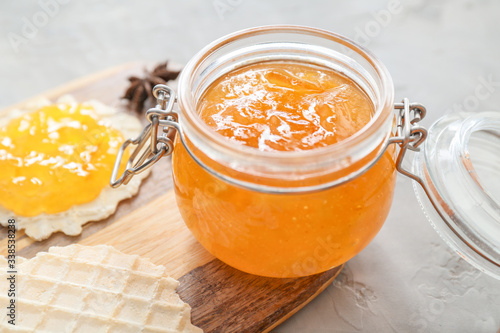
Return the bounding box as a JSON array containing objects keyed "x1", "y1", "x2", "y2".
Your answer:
[
  {"x1": 177, "y1": 259, "x2": 344, "y2": 333},
  {"x1": 0, "y1": 62, "x2": 139, "y2": 115},
  {"x1": 263, "y1": 264, "x2": 344, "y2": 332}
]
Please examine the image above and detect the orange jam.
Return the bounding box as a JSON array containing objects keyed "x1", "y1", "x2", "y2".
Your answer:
[
  {"x1": 198, "y1": 62, "x2": 373, "y2": 151},
  {"x1": 172, "y1": 62, "x2": 396, "y2": 277},
  {"x1": 0, "y1": 103, "x2": 125, "y2": 217}
]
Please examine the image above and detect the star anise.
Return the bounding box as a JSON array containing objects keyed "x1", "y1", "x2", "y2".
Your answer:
[{"x1": 123, "y1": 61, "x2": 181, "y2": 112}]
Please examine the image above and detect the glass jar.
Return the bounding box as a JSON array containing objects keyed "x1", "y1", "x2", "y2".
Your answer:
[
  {"x1": 111, "y1": 25, "x2": 500, "y2": 280},
  {"x1": 171, "y1": 25, "x2": 397, "y2": 278}
]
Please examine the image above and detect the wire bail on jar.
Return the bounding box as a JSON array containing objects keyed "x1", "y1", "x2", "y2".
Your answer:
[
  {"x1": 110, "y1": 85, "x2": 179, "y2": 188},
  {"x1": 111, "y1": 85, "x2": 428, "y2": 192},
  {"x1": 389, "y1": 98, "x2": 427, "y2": 183}
]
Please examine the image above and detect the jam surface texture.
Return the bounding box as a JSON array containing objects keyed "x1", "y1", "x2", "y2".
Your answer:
[
  {"x1": 198, "y1": 62, "x2": 374, "y2": 151},
  {"x1": 0, "y1": 103, "x2": 125, "y2": 216}
]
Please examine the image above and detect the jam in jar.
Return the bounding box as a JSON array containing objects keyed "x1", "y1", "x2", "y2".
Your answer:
[
  {"x1": 173, "y1": 60, "x2": 396, "y2": 277},
  {"x1": 112, "y1": 25, "x2": 403, "y2": 278}
]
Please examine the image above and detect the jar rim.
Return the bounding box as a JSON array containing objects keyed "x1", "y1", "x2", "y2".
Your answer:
[{"x1": 176, "y1": 25, "x2": 395, "y2": 190}]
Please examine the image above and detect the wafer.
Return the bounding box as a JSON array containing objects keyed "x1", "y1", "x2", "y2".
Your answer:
[
  {"x1": 0, "y1": 96, "x2": 150, "y2": 240},
  {"x1": 0, "y1": 244, "x2": 202, "y2": 332}
]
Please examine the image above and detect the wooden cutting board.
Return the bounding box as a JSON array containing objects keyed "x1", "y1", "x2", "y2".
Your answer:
[{"x1": 0, "y1": 63, "x2": 342, "y2": 333}]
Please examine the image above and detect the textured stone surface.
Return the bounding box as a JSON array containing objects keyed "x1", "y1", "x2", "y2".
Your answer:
[{"x1": 1, "y1": 0, "x2": 499, "y2": 332}]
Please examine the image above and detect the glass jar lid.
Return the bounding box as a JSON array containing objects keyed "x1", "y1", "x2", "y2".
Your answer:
[{"x1": 412, "y1": 111, "x2": 500, "y2": 279}]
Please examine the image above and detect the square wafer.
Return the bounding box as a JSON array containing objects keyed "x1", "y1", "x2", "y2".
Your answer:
[{"x1": 0, "y1": 244, "x2": 202, "y2": 333}]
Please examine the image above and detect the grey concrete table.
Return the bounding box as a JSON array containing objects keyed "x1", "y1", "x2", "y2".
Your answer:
[{"x1": 1, "y1": 1, "x2": 499, "y2": 332}]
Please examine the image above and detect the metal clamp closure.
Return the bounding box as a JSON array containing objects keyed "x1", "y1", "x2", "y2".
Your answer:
[
  {"x1": 389, "y1": 98, "x2": 428, "y2": 183},
  {"x1": 110, "y1": 84, "x2": 179, "y2": 188},
  {"x1": 111, "y1": 88, "x2": 429, "y2": 192}
]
